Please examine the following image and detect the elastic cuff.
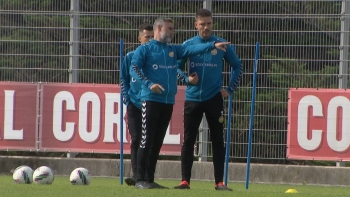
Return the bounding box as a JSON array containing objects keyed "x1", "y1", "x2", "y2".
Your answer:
[
  {"x1": 147, "y1": 81, "x2": 154, "y2": 89},
  {"x1": 225, "y1": 88, "x2": 233, "y2": 95},
  {"x1": 185, "y1": 77, "x2": 189, "y2": 84}
]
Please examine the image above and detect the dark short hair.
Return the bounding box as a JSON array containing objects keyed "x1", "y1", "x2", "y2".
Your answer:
[
  {"x1": 195, "y1": 9, "x2": 212, "y2": 19},
  {"x1": 138, "y1": 23, "x2": 153, "y2": 33}
]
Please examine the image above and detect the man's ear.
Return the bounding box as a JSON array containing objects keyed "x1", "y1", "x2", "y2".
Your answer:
[{"x1": 138, "y1": 35, "x2": 141, "y2": 43}]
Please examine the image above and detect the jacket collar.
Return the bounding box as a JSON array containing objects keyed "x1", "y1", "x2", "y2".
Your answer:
[{"x1": 150, "y1": 38, "x2": 167, "y2": 45}]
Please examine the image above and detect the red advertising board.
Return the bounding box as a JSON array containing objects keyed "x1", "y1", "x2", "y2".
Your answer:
[
  {"x1": 288, "y1": 88, "x2": 350, "y2": 161},
  {"x1": 40, "y1": 83, "x2": 184, "y2": 155},
  {"x1": 0, "y1": 82, "x2": 38, "y2": 150}
]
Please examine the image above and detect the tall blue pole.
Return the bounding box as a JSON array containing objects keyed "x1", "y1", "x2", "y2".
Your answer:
[
  {"x1": 224, "y1": 45, "x2": 235, "y2": 186},
  {"x1": 245, "y1": 42, "x2": 260, "y2": 189},
  {"x1": 119, "y1": 39, "x2": 124, "y2": 185}
]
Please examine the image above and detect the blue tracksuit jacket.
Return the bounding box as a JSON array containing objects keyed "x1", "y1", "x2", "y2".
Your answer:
[
  {"x1": 120, "y1": 50, "x2": 142, "y2": 110},
  {"x1": 130, "y1": 38, "x2": 217, "y2": 104},
  {"x1": 177, "y1": 35, "x2": 243, "y2": 101}
]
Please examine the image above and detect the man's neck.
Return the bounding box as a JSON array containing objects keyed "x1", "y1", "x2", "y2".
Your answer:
[
  {"x1": 199, "y1": 34, "x2": 212, "y2": 40},
  {"x1": 154, "y1": 36, "x2": 165, "y2": 43}
]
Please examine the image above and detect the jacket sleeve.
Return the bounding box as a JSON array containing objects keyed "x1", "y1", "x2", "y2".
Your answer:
[
  {"x1": 177, "y1": 58, "x2": 190, "y2": 84},
  {"x1": 174, "y1": 42, "x2": 215, "y2": 60},
  {"x1": 224, "y1": 45, "x2": 243, "y2": 94},
  {"x1": 120, "y1": 53, "x2": 131, "y2": 106},
  {"x1": 130, "y1": 46, "x2": 154, "y2": 89}
]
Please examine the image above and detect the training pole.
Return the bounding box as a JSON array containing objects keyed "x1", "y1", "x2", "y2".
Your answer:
[
  {"x1": 224, "y1": 45, "x2": 236, "y2": 186},
  {"x1": 245, "y1": 42, "x2": 260, "y2": 189},
  {"x1": 119, "y1": 39, "x2": 124, "y2": 185}
]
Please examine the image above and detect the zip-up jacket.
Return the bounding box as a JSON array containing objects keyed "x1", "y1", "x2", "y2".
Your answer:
[
  {"x1": 130, "y1": 39, "x2": 217, "y2": 104},
  {"x1": 177, "y1": 35, "x2": 243, "y2": 102},
  {"x1": 120, "y1": 50, "x2": 142, "y2": 110}
]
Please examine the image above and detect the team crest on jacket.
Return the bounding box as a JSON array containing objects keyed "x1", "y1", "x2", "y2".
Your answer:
[
  {"x1": 211, "y1": 49, "x2": 217, "y2": 55},
  {"x1": 169, "y1": 51, "x2": 174, "y2": 57}
]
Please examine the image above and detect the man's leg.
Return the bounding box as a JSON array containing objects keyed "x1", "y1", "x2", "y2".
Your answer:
[
  {"x1": 135, "y1": 101, "x2": 160, "y2": 189},
  {"x1": 174, "y1": 101, "x2": 203, "y2": 189},
  {"x1": 204, "y1": 93, "x2": 232, "y2": 191},
  {"x1": 125, "y1": 103, "x2": 142, "y2": 186},
  {"x1": 147, "y1": 103, "x2": 173, "y2": 189}
]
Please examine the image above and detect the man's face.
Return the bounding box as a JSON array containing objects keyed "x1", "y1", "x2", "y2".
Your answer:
[
  {"x1": 195, "y1": 16, "x2": 213, "y2": 39},
  {"x1": 160, "y1": 22, "x2": 174, "y2": 43},
  {"x1": 138, "y1": 30, "x2": 153, "y2": 44}
]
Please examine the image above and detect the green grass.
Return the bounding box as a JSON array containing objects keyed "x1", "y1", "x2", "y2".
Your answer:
[{"x1": 2, "y1": 176, "x2": 350, "y2": 197}]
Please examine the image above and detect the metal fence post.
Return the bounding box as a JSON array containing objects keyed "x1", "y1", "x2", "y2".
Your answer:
[
  {"x1": 203, "y1": 0, "x2": 212, "y2": 11},
  {"x1": 337, "y1": 0, "x2": 350, "y2": 167},
  {"x1": 69, "y1": 0, "x2": 80, "y2": 84},
  {"x1": 198, "y1": 115, "x2": 209, "y2": 161},
  {"x1": 67, "y1": 0, "x2": 80, "y2": 158}
]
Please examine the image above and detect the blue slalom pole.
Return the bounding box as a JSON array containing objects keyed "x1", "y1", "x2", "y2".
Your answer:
[
  {"x1": 119, "y1": 39, "x2": 124, "y2": 185},
  {"x1": 224, "y1": 45, "x2": 235, "y2": 186},
  {"x1": 245, "y1": 42, "x2": 260, "y2": 189}
]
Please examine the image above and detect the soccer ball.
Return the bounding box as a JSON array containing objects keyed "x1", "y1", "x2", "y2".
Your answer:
[
  {"x1": 13, "y1": 165, "x2": 33, "y2": 184},
  {"x1": 70, "y1": 167, "x2": 91, "y2": 185},
  {"x1": 33, "y1": 166, "x2": 55, "y2": 184}
]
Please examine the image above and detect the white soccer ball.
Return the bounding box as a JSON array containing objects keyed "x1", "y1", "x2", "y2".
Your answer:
[
  {"x1": 70, "y1": 167, "x2": 91, "y2": 185},
  {"x1": 13, "y1": 165, "x2": 33, "y2": 184},
  {"x1": 33, "y1": 166, "x2": 55, "y2": 184}
]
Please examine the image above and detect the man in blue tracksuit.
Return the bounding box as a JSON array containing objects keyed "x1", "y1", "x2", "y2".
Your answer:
[
  {"x1": 120, "y1": 23, "x2": 153, "y2": 186},
  {"x1": 174, "y1": 9, "x2": 243, "y2": 191},
  {"x1": 130, "y1": 17, "x2": 230, "y2": 189}
]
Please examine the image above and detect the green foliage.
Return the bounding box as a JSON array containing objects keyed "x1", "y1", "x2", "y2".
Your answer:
[
  {"x1": 267, "y1": 57, "x2": 338, "y2": 89},
  {"x1": 230, "y1": 56, "x2": 338, "y2": 159}
]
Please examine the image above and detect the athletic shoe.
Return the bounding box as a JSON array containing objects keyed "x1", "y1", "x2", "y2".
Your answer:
[
  {"x1": 150, "y1": 182, "x2": 169, "y2": 189},
  {"x1": 173, "y1": 181, "x2": 190, "y2": 189},
  {"x1": 215, "y1": 182, "x2": 233, "y2": 191},
  {"x1": 125, "y1": 177, "x2": 136, "y2": 186},
  {"x1": 135, "y1": 181, "x2": 153, "y2": 189}
]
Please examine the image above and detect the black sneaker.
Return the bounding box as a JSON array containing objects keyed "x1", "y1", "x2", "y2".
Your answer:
[
  {"x1": 135, "y1": 181, "x2": 153, "y2": 189},
  {"x1": 125, "y1": 177, "x2": 136, "y2": 186},
  {"x1": 173, "y1": 181, "x2": 190, "y2": 189},
  {"x1": 150, "y1": 182, "x2": 169, "y2": 189},
  {"x1": 215, "y1": 182, "x2": 233, "y2": 191}
]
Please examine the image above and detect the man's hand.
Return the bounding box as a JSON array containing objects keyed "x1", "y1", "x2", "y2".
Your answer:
[
  {"x1": 221, "y1": 89, "x2": 230, "y2": 98},
  {"x1": 150, "y1": 84, "x2": 165, "y2": 94},
  {"x1": 214, "y1": 42, "x2": 230, "y2": 52},
  {"x1": 188, "y1": 72, "x2": 198, "y2": 85}
]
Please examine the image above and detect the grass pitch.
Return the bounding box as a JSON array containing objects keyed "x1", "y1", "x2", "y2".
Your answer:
[{"x1": 2, "y1": 176, "x2": 349, "y2": 197}]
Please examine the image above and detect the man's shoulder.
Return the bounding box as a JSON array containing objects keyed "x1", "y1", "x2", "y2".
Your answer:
[
  {"x1": 135, "y1": 43, "x2": 152, "y2": 51},
  {"x1": 182, "y1": 36, "x2": 199, "y2": 45},
  {"x1": 126, "y1": 50, "x2": 135, "y2": 57}
]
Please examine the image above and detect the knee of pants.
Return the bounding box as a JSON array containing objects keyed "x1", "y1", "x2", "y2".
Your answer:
[
  {"x1": 182, "y1": 139, "x2": 197, "y2": 150},
  {"x1": 131, "y1": 140, "x2": 140, "y2": 148},
  {"x1": 211, "y1": 140, "x2": 225, "y2": 151},
  {"x1": 183, "y1": 132, "x2": 198, "y2": 147}
]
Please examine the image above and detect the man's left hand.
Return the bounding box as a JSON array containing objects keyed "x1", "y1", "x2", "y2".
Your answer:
[
  {"x1": 221, "y1": 89, "x2": 230, "y2": 98},
  {"x1": 188, "y1": 72, "x2": 198, "y2": 85}
]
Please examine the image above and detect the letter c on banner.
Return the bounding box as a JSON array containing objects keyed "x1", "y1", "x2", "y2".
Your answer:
[
  {"x1": 297, "y1": 95, "x2": 323, "y2": 151},
  {"x1": 79, "y1": 92, "x2": 101, "y2": 143},
  {"x1": 53, "y1": 91, "x2": 75, "y2": 141}
]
